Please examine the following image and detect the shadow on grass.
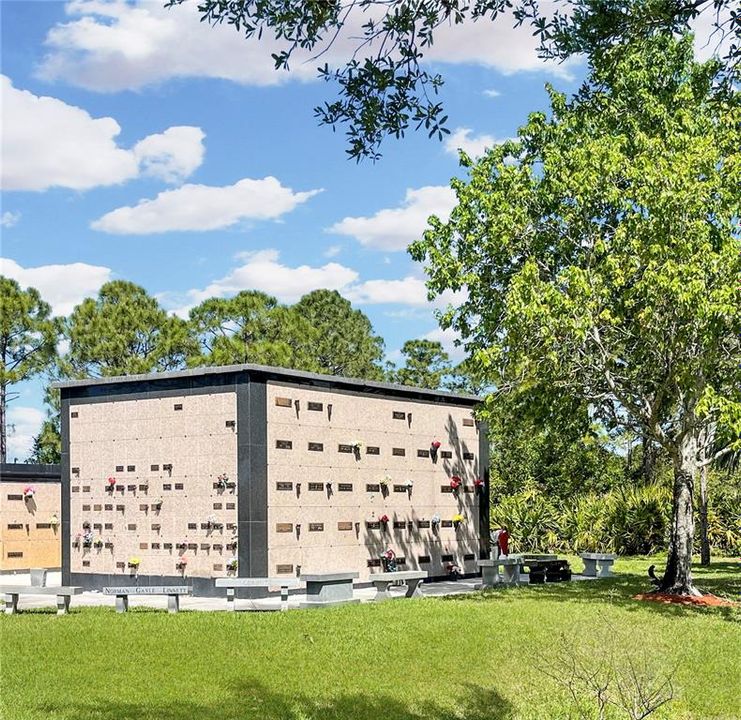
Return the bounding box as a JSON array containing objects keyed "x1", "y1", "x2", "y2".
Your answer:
[
  {"x1": 440, "y1": 563, "x2": 741, "y2": 623},
  {"x1": 37, "y1": 680, "x2": 513, "y2": 720}
]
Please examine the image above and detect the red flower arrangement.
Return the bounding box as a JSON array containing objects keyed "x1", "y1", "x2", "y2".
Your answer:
[
  {"x1": 431, "y1": 440, "x2": 441, "y2": 449},
  {"x1": 474, "y1": 478, "x2": 485, "y2": 488},
  {"x1": 379, "y1": 514, "x2": 390, "y2": 524},
  {"x1": 107, "y1": 477, "x2": 116, "y2": 487},
  {"x1": 450, "y1": 476, "x2": 463, "y2": 490}
]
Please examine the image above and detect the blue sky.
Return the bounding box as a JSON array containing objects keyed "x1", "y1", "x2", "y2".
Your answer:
[{"x1": 1, "y1": 0, "x2": 586, "y2": 459}]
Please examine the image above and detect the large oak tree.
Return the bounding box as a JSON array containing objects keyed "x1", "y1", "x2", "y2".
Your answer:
[{"x1": 411, "y1": 35, "x2": 741, "y2": 594}]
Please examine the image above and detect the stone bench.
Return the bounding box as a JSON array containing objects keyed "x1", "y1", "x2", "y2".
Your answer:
[
  {"x1": 477, "y1": 557, "x2": 524, "y2": 587},
  {"x1": 580, "y1": 553, "x2": 617, "y2": 578},
  {"x1": 1, "y1": 585, "x2": 83, "y2": 615},
  {"x1": 215, "y1": 577, "x2": 303, "y2": 611},
  {"x1": 370, "y1": 570, "x2": 427, "y2": 601},
  {"x1": 300, "y1": 571, "x2": 359, "y2": 608},
  {"x1": 102, "y1": 585, "x2": 192, "y2": 613}
]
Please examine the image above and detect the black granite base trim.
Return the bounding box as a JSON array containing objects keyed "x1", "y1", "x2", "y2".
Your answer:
[
  {"x1": 478, "y1": 421, "x2": 491, "y2": 561},
  {"x1": 422, "y1": 572, "x2": 482, "y2": 584}
]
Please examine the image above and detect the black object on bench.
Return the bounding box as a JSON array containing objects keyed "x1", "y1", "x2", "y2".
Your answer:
[{"x1": 524, "y1": 559, "x2": 571, "y2": 584}]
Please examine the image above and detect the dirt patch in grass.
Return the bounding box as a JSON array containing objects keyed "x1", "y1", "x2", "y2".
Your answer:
[{"x1": 633, "y1": 592, "x2": 738, "y2": 608}]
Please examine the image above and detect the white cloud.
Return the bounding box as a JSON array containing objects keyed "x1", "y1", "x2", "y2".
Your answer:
[
  {"x1": 6, "y1": 406, "x2": 45, "y2": 462},
  {"x1": 483, "y1": 89, "x2": 501, "y2": 98},
  {"x1": 1, "y1": 75, "x2": 204, "y2": 191},
  {"x1": 1, "y1": 211, "x2": 21, "y2": 227},
  {"x1": 0, "y1": 256, "x2": 112, "y2": 316},
  {"x1": 132, "y1": 126, "x2": 205, "y2": 183},
  {"x1": 426, "y1": 5, "x2": 576, "y2": 79},
  {"x1": 166, "y1": 249, "x2": 357, "y2": 315},
  {"x1": 37, "y1": 0, "x2": 573, "y2": 93},
  {"x1": 329, "y1": 186, "x2": 456, "y2": 252},
  {"x1": 91, "y1": 177, "x2": 321, "y2": 234},
  {"x1": 345, "y1": 276, "x2": 463, "y2": 308},
  {"x1": 164, "y1": 249, "x2": 464, "y2": 317},
  {"x1": 444, "y1": 127, "x2": 512, "y2": 158},
  {"x1": 323, "y1": 244, "x2": 342, "y2": 258},
  {"x1": 37, "y1": 0, "x2": 319, "y2": 91}
]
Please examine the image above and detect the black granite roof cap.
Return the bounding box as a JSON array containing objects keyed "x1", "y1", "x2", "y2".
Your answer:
[{"x1": 51, "y1": 362, "x2": 481, "y2": 404}]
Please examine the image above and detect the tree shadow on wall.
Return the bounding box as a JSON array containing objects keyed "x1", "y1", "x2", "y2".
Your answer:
[{"x1": 38, "y1": 679, "x2": 514, "y2": 720}]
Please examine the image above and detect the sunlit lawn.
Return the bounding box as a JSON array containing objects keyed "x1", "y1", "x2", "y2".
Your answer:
[{"x1": 1, "y1": 556, "x2": 739, "y2": 720}]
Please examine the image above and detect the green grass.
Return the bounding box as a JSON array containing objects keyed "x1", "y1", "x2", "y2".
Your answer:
[{"x1": 1, "y1": 557, "x2": 739, "y2": 720}]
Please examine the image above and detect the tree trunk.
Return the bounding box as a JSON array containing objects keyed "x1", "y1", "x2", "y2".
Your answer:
[
  {"x1": 0, "y1": 382, "x2": 6, "y2": 464},
  {"x1": 641, "y1": 434, "x2": 655, "y2": 483},
  {"x1": 698, "y1": 463, "x2": 710, "y2": 566},
  {"x1": 659, "y1": 434, "x2": 700, "y2": 595}
]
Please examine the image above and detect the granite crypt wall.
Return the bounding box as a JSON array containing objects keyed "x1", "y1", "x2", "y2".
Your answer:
[
  {"x1": 56, "y1": 365, "x2": 488, "y2": 596},
  {"x1": 0, "y1": 463, "x2": 62, "y2": 573}
]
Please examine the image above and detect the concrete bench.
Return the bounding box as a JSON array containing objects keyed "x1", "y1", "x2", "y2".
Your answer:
[
  {"x1": 102, "y1": 585, "x2": 192, "y2": 613},
  {"x1": 477, "y1": 557, "x2": 524, "y2": 587},
  {"x1": 1, "y1": 585, "x2": 83, "y2": 615},
  {"x1": 370, "y1": 570, "x2": 427, "y2": 601},
  {"x1": 580, "y1": 553, "x2": 617, "y2": 578},
  {"x1": 300, "y1": 571, "x2": 359, "y2": 608},
  {"x1": 215, "y1": 577, "x2": 302, "y2": 611}
]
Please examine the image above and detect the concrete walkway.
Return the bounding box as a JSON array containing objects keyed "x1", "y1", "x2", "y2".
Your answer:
[{"x1": 2, "y1": 574, "x2": 598, "y2": 613}]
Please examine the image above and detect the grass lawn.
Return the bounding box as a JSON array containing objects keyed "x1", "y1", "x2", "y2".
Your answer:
[{"x1": 1, "y1": 557, "x2": 739, "y2": 720}]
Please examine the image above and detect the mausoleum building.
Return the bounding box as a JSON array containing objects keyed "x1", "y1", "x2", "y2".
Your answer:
[{"x1": 55, "y1": 364, "x2": 488, "y2": 595}]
